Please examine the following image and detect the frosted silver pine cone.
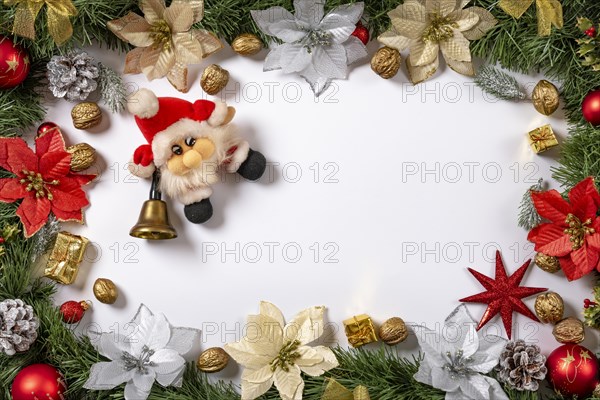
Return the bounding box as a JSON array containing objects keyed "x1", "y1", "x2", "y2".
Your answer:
[
  {"x1": 0, "y1": 299, "x2": 39, "y2": 356},
  {"x1": 47, "y1": 50, "x2": 99, "y2": 102},
  {"x1": 497, "y1": 340, "x2": 547, "y2": 391}
]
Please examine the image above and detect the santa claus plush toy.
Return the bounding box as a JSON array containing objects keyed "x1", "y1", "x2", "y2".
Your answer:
[{"x1": 127, "y1": 88, "x2": 266, "y2": 223}]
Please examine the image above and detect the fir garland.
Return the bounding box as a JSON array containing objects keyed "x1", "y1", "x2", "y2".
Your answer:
[{"x1": 0, "y1": 0, "x2": 600, "y2": 399}]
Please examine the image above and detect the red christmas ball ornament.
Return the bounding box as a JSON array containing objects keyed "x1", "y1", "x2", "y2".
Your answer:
[
  {"x1": 11, "y1": 364, "x2": 67, "y2": 400},
  {"x1": 547, "y1": 344, "x2": 600, "y2": 398},
  {"x1": 351, "y1": 22, "x2": 370, "y2": 45},
  {"x1": 36, "y1": 122, "x2": 59, "y2": 138},
  {"x1": 582, "y1": 89, "x2": 600, "y2": 126},
  {"x1": 59, "y1": 300, "x2": 90, "y2": 324},
  {"x1": 0, "y1": 35, "x2": 31, "y2": 89}
]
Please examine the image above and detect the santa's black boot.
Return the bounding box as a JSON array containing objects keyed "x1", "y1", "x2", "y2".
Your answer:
[
  {"x1": 184, "y1": 198, "x2": 213, "y2": 224},
  {"x1": 237, "y1": 149, "x2": 266, "y2": 181}
]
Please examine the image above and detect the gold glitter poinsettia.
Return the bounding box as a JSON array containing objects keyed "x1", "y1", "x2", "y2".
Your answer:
[
  {"x1": 378, "y1": 0, "x2": 497, "y2": 84},
  {"x1": 108, "y1": 0, "x2": 222, "y2": 92}
]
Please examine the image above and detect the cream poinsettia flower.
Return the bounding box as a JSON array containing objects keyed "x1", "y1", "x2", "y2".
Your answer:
[
  {"x1": 108, "y1": 0, "x2": 222, "y2": 92},
  {"x1": 378, "y1": 0, "x2": 497, "y2": 84},
  {"x1": 224, "y1": 301, "x2": 338, "y2": 400}
]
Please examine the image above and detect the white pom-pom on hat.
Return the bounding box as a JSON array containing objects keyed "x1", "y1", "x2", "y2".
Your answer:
[
  {"x1": 207, "y1": 101, "x2": 230, "y2": 126},
  {"x1": 127, "y1": 88, "x2": 159, "y2": 119}
]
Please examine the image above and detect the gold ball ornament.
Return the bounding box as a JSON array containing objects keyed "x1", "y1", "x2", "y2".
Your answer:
[
  {"x1": 201, "y1": 64, "x2": 229, "y2": 95},
  {"x1": 371, "y1": 47, "x2": 401, "y2": 79},
  {"x1": 66, "y1": 143, "x2": 96, "y2": 172},
  {"x1": 231, "y1": 33, "x2": 263, "y2": 56},
  {"x1": 534, "y1": 292, "x2": 564, "y2": 324},
  {"x1": 553, "y1": 317, "x2": 585, "y2": 344},
  {"x1": 532, "y1": 80, "x2": 560, "y2": 116},
  {"x1": 71, "y1": 102, "x2": 102, "y2": 130},
  {"x1": 379, "y1": 317, "x2": 408, "y2": 345},
  {"x1": 197, "y1": 347, "x2": 229, "y2": 373},
  {"x1": 534, "y1": 252, "x2": 561, "y2": 273},
  {"x1": 93, "y1": 278, "x2": 118, "y2": 304}
]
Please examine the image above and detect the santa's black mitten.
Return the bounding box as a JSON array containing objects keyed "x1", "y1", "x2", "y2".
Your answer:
[
  {"x1": 184, "y1": 198, "x2": 213, "y2": 224},
  {"x1": 237, "y1": 149, "x2": 266, "y2": 181}
]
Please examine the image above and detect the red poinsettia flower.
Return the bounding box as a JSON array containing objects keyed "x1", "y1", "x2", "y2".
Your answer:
[
  {"x1": 528, "y1": 177, "x2": 600, "y2": 281},
  {"x1": 0, "y1": 129, "x2": 95, "y2": 237}
]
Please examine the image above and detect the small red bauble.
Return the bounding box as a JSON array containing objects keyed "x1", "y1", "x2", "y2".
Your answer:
[
  {"x1": 351, "y1": 22, "x2": 370, "y2": 45},
  {"x1": 546, "y1": 344, "x2": 600, "y2": 398},
  {"x1": 586, "y1": 26, "x2": 597, "y2": 37},
  {"x1": 0, "y1": 35, "x2": 30, "y2": 89},
  {"x1": 59, "y1": 300, "x2": 89, "y2": 324},
  {"x1": 36, "y1": 122, "x2": 59, "y2": 138},
  {"x1": 11, "y1": 364, "x2": 67, "y2": 400},
  {"x1": 582, "y1": 89, "x2": 600, "y2": 126}
]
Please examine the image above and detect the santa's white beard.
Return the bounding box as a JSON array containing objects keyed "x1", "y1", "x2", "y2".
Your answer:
[
  {"x1": 159, "y1": 159, "x2": 221, "y2": 205},
  {"x1": 153, "y1": 121, "x2": 249, "y2": 205}
]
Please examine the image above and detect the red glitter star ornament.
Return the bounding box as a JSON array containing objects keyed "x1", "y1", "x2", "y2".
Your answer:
[{"x1": 459, "y1": 251, "x2": 547, "y2": 339}]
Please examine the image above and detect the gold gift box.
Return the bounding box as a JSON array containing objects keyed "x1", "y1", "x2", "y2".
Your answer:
[
  {"x1": 528, "y1": 124, "x2": 558, "y2": 154},
  {"x1": 343, "y1": 314, "x2": 378, "y2": 347},
  {"x1": 44, "y1": 231, "x2": 89, "y2": 285}
]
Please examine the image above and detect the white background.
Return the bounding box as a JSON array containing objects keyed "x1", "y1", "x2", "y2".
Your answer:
[{"x1": 37, "y1": 43, "x2": 596, "y2": 381}]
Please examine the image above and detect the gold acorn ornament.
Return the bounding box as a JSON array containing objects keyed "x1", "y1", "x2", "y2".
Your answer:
[
  {"x1": 71, "y1": 102, "x2": 102, "y2": 130},
  {"x1": 93, "y1": 278, "x2": 118, "y2": 304},
  {"x1": 231, "y1": 33, "x2": 263, "y2": 56},
  {"x1": 553, "y1": 317, "x2": 585, "y2": 344},
  {"x1": 534, "y1": 252, "x2": 561, "y2": 273},
  {"x1": 532, "y1": 80, "x2": 560, "y2": 116},
  {"x1": 534, "y1": 292, "x2": 564, "y2": 324},
  {"x1": 379, "y1": 317, "x2": 408, "y2": 345},
  {"x1": 371, "y1": 47, "x2": 401, "y2": 79},
  {"x1": 200, "y1": 64, "x2": 229, "y2": 95},
  {"x1": 67, "y1": 143, "x2": 96, "y2": 172},
  {"x1": 197, "y1": 347, "x2": 229, "y2": 372}
]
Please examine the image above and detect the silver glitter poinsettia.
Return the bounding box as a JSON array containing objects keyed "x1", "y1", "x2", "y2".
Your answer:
[
  {"x1": 251, "y1": 0, "x2": 368, "y2": 96},
  {"x1": 411, "y1": 305, "x2": 508, "y2": 400},
  {"x1": 0, "y1": 299, "x2": 39, "y2": 356},
  {"x1": 84, "y1": 304, "x2": 200, "y2": 400},
  {"x1": 47, "y1": 50, "x2": 99, "y2": 102}
]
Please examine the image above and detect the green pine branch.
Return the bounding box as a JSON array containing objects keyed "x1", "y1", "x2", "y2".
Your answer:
[
  {"x1": 552, "y1": 125, "x2": 600, "y2": 190},
  {"x1": 0, "y1": 0, "x2": 136, "y2": 60},
  {"x1": 0, "y1": 59, "x2": 46, "y2": 137}
]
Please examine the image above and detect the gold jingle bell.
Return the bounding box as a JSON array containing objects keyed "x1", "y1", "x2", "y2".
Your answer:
[{"x1": 130, "y1": 171, "x2": 177, "y2": 240}]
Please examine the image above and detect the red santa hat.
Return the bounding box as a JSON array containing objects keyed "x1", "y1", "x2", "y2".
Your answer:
[{"x1": 127, "y1": 89, "x2": 229, "y2": 178}]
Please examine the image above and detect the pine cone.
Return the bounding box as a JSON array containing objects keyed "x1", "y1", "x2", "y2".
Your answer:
[
  {"x1": 497, "y1": 340, "x2": 547, "y2": 391},
  {"x1": 47, "y1": 50, "x2": 99, "y2": 102},
  {"x1": 0, "y1": 299, "x2": 39, "y2": 356}
]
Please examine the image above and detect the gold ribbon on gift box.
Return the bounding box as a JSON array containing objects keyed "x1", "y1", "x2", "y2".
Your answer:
[
  {"x1": 528, "y1": 124, "x2": 558, "y2": 153},
  {"x1": 343, "y1": 314, "x2": 378, "y2": 347},
  {"x1": 499, "y1": 0, "x2": 563, "y2": 37},
  {"x1": 44, "y1": 231, "x2": 89, "y2": 285},
  {"x1": 4, "y1": 0, "x2": 77, "y2": 45},
  {"x1": 322, "y1": 379, "x2": 370, "y2": 400}
]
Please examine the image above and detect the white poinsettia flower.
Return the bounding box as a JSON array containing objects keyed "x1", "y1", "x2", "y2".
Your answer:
[
  {"x1": 224, "y1": 301, "x2": 338, "y2": 400},
  {"x1": 411, "y1": 305, "x2": 508, "y2": 400},
  {"x1": 84, "y1": 304, "x2": 200, "y2": 400},
  {"x1": 251, "y1": 0, "x2": 368, "y2": 96},
  {"x1": 378, "y1": 0, "x2": 497, "y2": 84}
]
